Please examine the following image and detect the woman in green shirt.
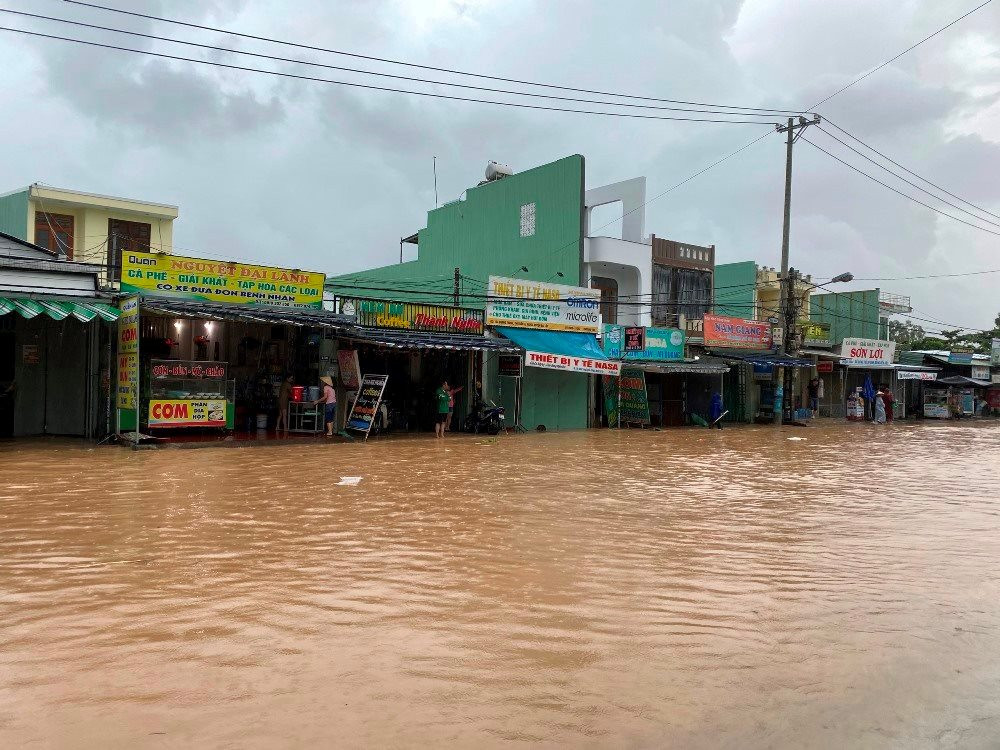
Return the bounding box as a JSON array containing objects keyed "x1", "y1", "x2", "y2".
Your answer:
[{"x1": 434, "y1": 380, "x2": 450, "y2": 438}]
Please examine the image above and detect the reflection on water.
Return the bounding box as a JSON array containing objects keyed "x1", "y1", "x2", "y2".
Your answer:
[{"x1": 1, "y1": 422, "x2": 999, "y2": 748}]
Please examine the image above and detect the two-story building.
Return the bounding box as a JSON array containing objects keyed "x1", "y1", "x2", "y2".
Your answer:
[{"x1": 0, "y1": 183, "x2": 178, "y2": 285}]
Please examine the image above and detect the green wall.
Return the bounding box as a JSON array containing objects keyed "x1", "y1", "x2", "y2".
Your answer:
[
  {"x1": 713, "y1": 261, "x2": 757, "y2": 318},
  {"x1": 0, "y1": 190, "x2": 29, "y2": 239},
  {"x1": 327, "y1": 156, "x2": 588, "y2": 431},
  {"x1": 326, "y1": 155, "x2": 585, "y2": 306},
  {"x1": 810, "y1": 289, "x2": 882, "y2": 344}
]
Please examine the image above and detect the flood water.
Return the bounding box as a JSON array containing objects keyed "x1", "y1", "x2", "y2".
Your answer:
[{"x1": 1, "y1": 422, "x2": 999, "y2": 748}]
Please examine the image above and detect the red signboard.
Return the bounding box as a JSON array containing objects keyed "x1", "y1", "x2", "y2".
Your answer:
[
  {"x1": 703, "y1": 314, "x2": 773, "y2": 350},
  {"x1": 151, "y1": 360, "x2": 228, "y2": 380},
  {"x1": 624, "y1": 327, "x2": 646, "y2": 352},
  {"x1": 816, "y1": 360, "x2": 834, "y2": 373}
]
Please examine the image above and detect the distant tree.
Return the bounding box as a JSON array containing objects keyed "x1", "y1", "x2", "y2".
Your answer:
[{"x1": 889, "y1": 320, "x2": 927, "y2": 351}]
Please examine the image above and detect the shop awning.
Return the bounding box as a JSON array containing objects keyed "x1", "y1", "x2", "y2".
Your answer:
[
  {"x1": 495, "y1": 327, "x2": 620, "y2": 376},
  {"x1": 715, "y1": 352, "x2": 814, "y2": 368},
  {"x1": 799, "y1": 348, "x2": 843, "y2": 360},
  {"x1": 138, "y1": 297, "x2": 355, "y2": 330},
  {"x1": 0, "y1": 295, "x2": 119, "y2": 322},
  {"x1": 627, "y1": 358, "x2": 730, "y2": 375},
  {"x1": 935, "y1": 375, "x2": 992, "y2": 387},
  {"x1": 343, "y1": 328, "x2": 520, "y2": 352}
]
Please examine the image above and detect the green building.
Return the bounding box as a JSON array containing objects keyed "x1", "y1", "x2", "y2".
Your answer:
[{"x1": 327, "y1": 156, "x2": 593, "y2": 430}]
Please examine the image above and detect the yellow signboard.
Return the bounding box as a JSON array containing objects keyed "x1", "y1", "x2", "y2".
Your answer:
[
  {"x1": 121, "y1": 252, "x2": 325, "y2": 308},
  {"x1": 117, "y1": 296, "x2": 139, "y2": 409}
]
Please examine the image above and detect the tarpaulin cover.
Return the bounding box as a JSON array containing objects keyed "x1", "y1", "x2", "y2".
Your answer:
[{"x1": 495, "y1": 327, "x2": 611, "y2": 361}]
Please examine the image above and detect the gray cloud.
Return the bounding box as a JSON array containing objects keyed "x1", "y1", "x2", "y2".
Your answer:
[{"x1": 0, "y1": 0, "x2": 997, "y2": 329}]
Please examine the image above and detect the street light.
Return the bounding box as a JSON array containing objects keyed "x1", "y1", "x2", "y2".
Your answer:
[{"x1": 828, "y1": 272, "x2": 854, "y2": 284}]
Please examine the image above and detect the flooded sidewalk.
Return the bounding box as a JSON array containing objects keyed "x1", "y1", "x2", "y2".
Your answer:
[{"x1": 1, "y1": 422, "x2": 999, "y2": 747}]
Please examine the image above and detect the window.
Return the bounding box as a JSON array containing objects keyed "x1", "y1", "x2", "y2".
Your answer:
[
  {"x1": 651, "y1": 264, "x2": 674, "y2": 326},
  {"x1": 34, "y1": 212, "x2": 74, "y2": 258},
  {"x1": 519, "y1": 202, "x2": 536, "y2": 238},
  {"x1": 676, "y1": 268, "x2": 712, "y2": 321},
  {"x1": 591, "y1": 276, "x2": 618, "y2": 325},
  {"x1": 107, "y1": 218, "x2": 152, "y2": 281}
]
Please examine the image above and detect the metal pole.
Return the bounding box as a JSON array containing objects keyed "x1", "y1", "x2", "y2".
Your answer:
[
  {"x1": 433, "y1": 156, "x2": 439, "y2": 208},
  {"x1": 775, "y1": 118, "x2": 795, "y2": 427}
]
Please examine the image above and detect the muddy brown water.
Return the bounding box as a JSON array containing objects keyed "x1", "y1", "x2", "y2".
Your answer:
[{"x1": 1, "y1": 422, "x2": 999, "y2": 748}]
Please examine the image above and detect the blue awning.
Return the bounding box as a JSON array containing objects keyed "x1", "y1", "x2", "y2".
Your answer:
[
  {"x1": 717, "y1": 352, "x2": 814, "y2": 368},
  {"x1": 495, "y1": 327, "x2": 620, "y2": 376}
]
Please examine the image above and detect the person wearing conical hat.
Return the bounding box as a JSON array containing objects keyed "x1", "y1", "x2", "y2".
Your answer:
[{"x1": 314, "y1": 374, "x2": 337, "y2": 436}]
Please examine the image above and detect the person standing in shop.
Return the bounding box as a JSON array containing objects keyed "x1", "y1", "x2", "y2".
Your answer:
[
  {"x1": 880, "y1": 384, "x2": 895, "y2": 423},
  {"x1": 434, "y1": 379, "x2": 450, "y2": 438},
  {"x1": 276, "y1": 374, "x2": 294, "y2": 433},
  {"x1": 315, "y1": 374, "x2": 337, "y2": 437},
  {"x1": 808, "y1": 378, "x2": 820, "y2": 419},
  {"x1": 444, "y1": 383, "x2": 464, "y2": 432}
]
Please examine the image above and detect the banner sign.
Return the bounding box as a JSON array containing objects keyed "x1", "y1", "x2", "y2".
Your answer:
[
  {"x1": 122, "y1": 252, "x2": 325, "y2": 308},
  {"x1": 800, "y1": 320, "x2": 831, "y2": 346},
  {"x1": 148, "y1": 399, "x2": 226, "y2": 428},
  {"x1": 753, "y1": 363, "x2": 773, "y2": 381},
  {"x1": 151, "y1": 360, "x2": 227, "y2": 380},
  {"x1": 337, "y1": 349, "x2": 361, "y2": 390},
  {"x1": 992, "y1": 338, "x2": 1000, "y2": 366},
  {"x1": 602, "y1": 375, "x2": 619, "y2": 426},
  {"x1": 840, "y1": 338, "x2": 896, "y2": 367},
  {"x1": 498, "y1": 354, "x2": 523, "y2": 378},
  {"x1": 346, "y1": 374, "x2": 388, "y2": 439},
  {"x1": 602, "y1": 325, "x2": 684, "y2": 361},
  {"x1": 971, "y1": 365, "x2": 990, "y2": 382},
  {"x1": 816, "y1": 360, "x2": 834, "y2": 373},
  {"x1": 117, "y1": 296, "x2": 139, "y2": 409},
  {"x1": 340, "y1": 298, "x2": 483, "y2": 334},
  {"x1": 897, "y1": 371, "x2": 937, "y2": 381},
  {"x1": 624, "y1": 327, "x2": 645, "y2": 352},
  {"x1": 948, "y1": 348, "x2": 974, "y2": 365},
  {"x1": 703, "y1": 314, "x2": 773, "y2": 350},
  {"x1": 619, "y1": 367, "x2": 651, "y2": 424},
  {"x1": 525, "y1": 351, "x2": 621, "y2": 377},
  {"x1": 485, "y1": 275, "x2": 602, "y2": 334}
]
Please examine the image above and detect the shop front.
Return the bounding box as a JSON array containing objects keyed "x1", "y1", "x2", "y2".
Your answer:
[
  {"x1": 598, "y1": 323, "x2": 729, "y2": 426},
  {"x1": 487, "y1": 276, "x2": 619, "y2": 430},
  {"x1": 699, "y1": 313, "x2": 815, "y2": 423},
  {"x1": 1, "y1": 239, "x2": 120, "y2": 440},
  {"x1": 839, "y1": 338, "x2": 899, "y2": 420},
  {"x1": 332, "y1": 299, "x2": 519, "y2": 433},
  {"x1": 115, "y1": 251, "x2": 358, "y2": 440}
]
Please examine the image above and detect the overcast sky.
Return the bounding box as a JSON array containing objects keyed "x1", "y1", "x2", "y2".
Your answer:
[{"x1": 1, "y1": 0, "x2": 998, "y2": 332}]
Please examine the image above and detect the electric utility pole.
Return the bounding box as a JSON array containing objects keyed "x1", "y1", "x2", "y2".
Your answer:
[{"x1": 774, "y1": 115, "x2": 820, "y2": 426}]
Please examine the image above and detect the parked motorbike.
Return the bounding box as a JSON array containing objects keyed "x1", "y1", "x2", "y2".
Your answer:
[{"x1": 464, "y1": 401, "x2": 505, "y2": 435}]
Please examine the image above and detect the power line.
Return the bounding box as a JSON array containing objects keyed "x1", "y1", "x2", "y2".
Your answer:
[
  {"x1": 809, "y1": 0, "x2": 995, "y2": 108},
  {"x1": 813, "y1": 125, "x2": 1000, "y2": 229},
  {"x1": 0, "y1": 7, "x2": 807, "y2": 119},
  {"x1": 58, "y1": 0, "x2": 812, "y2": 116},
  {"x1": 823, "y1": 119, "x2": 1000, "y2": 223},
  {"x1": 0, "y1": 25, "x2": 786, "y2": 126},
  {"x1": 800, "y1": 136, "x2": 1000, "y2": 237},
  {"x1": 826, "y1": 269, "x2": 1000, "y2": 281},
  {"x1": 810, "y1": 280, "x2": 988, "y2": 332}
]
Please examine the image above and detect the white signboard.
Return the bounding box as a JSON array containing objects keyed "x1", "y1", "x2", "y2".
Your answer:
[
  {"x1": 525, "y1": 351, "x2": 621, "y2": 376},
  {"x1": 839, "y1": 338, "x2": 896, "y2": 367},
  {"x1": 896, "y1": 371, "x2": 937, "y2": 381},
  {"x1": 992, "y1": 338, "x2": 1000, "y2": 366},
  {"x1": 486, "y1": 275, "x2": 602, "y2": 334},
  {"x1": 971, "y1": 365, "x2": 990, "y2": 381}
]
